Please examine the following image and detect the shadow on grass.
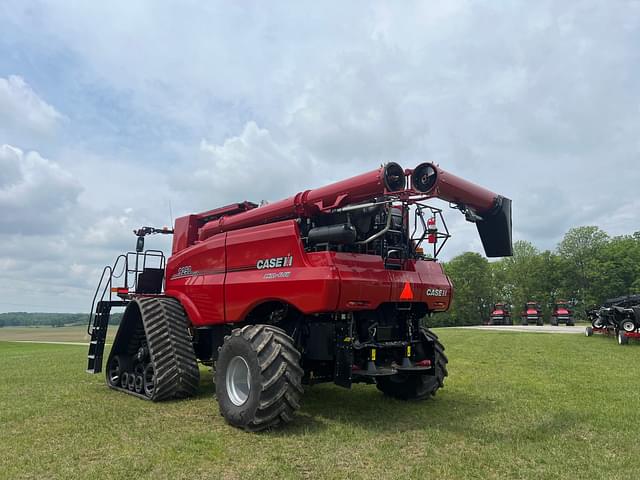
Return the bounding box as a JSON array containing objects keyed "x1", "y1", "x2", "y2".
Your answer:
[{"x1": 266, "y1": 383, "x2": 497, "y2": 437}]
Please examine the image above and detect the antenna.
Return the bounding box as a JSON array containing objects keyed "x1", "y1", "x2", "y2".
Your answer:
[{"x1": 168, "y1": 199, "x2": 174, "y2": 227}]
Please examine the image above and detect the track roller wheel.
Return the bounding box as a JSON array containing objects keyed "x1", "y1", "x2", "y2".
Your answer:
[
  {"x1": 107, "y1": 355, "x2": 130, "y2": 388},
  {"x1": 376, "y1": 327, "x2": 448, "y2": 400},
  {"x1": 215, "y1": 324, "x2": 304, "y2": 431},
  {"x1": 143, "y1": 363, "x2": 156, "y2": 398}
]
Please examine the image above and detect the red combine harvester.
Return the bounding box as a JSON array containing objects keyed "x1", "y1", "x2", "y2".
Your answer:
[
  {"x1": 521, "y1": 301, "x2": 543, "y2": 326},
  {"x1": 86, "y1": 162, "x2": 512, "y2": 431},
  {"x1": 549, "y1": 300, "x2": 574, "y2": 326},
  {"x1": 489, "y1": 303, "x2": 512, "y2": 325}
]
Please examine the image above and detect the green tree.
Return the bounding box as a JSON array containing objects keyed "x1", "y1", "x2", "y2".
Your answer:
[
  {"x1": 591, "y1": 234, "x2": 640, "y2": 302},
  {"x1": 442, "y1": 252, "x2": 492, "y2": 325},
  {"x1": 500, "y1": 240, "x2": 542, "y2": 313},
  {"x1": 536, "y1": 250, "x2": 564, "y2": 310},
  {"x1": 557, "y1": 226, "x2": 609, "y2": 308}
]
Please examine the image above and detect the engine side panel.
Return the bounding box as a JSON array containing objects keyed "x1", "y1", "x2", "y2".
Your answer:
[
  {"x1": 224, "y1": 221, "x2": 340, "y2": 321},
  {"x1": 165, "y1": 219, "x2": 452, "y2": 326}
]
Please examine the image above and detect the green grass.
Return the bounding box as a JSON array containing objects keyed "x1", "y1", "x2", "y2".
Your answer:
[{"x1": 1, "y1": 330, "x2": 639, "y2": 479}]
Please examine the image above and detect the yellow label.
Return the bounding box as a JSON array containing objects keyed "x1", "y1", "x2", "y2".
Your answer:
[{"x1": 371, "y1": 348, "x2": 377, "y2": 361}]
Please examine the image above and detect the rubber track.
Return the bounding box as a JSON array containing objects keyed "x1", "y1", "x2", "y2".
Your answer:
[
  {"x1": 231, "y1": 325, "x2": 304, "y2": 431},
  {"x1": 108, "y1": 297, "x2": 200, "y2": 401}
]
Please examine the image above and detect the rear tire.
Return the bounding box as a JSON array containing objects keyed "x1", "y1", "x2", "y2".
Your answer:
[
  {"x1": 215, "y1": 325, "x2": 304, "y2": 431},
  {"x1": 376, "y1": 328, "x2": 448, "y2": 400},
  {"x1": 536, "y1": 319, "x2": 544, "y2": 326},
  {"x1": 550, "y1": 317, "x2": 558, "y2": 326},
  {"x1": 585, "y1": 327, "x2": 593, "y2": 337}
]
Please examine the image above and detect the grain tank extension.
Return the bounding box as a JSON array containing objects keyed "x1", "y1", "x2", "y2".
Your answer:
[{"x1": 86, "y1": 162, "x2": 512, "y2": 431}]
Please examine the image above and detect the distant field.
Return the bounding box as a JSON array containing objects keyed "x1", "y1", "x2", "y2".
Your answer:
[
  {"x1": 0, "y1": 325, "x2": 116, "y2": 343},
  {"x1": 1, "y1": 330, "x2": 639, "y2": 480}
]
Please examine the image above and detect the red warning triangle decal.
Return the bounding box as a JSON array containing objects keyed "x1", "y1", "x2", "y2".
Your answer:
[{"x1": 400, "y1": 282, "x2": 414, "y2": 300}]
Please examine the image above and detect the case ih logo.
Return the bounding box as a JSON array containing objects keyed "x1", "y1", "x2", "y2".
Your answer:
[
  {"x1": 256, "y1": 255, "x2": 293, "y2": 270},
  {"x1": 426, "y1": 288, "x2": 448, "y2": 297}
]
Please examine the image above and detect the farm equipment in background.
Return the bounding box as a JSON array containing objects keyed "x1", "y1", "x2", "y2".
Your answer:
[
  {"x1": 489, "y1": 303, "x2": 512, "y2": 325},
  {"x1": 86, "y1": 161, "x2": 512, "y2": 431},
  {"x1": 550, "y1": 300, "x2": 574, "y2": 326},
  {"x1": 585, "y1": 295, "x2": 640, "y2": 345},
  {"x1": 520, "y1": 301, "x2": 543, "y2": 326}
]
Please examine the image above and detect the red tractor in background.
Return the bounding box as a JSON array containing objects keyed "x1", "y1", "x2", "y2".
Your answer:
[
  {"x1": 86, "y1": 162, "x2": 512, "y2": 431},
  {"x1": 550, "y1": 300, "x2": 574, "y2": 326},
  {"x1": 521, "y1": 301, "x2": 543, "y2": 326},
  {"x1": 489, "y1": 303, "x2": 513, "y2": 325}
]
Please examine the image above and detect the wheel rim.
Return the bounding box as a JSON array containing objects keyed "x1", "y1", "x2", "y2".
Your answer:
[
  {"x1": 622, "y1": 321, "x2": 635, "y2": 332},
  {"x1": 226, "y1": 356, "x2": 251, "y2": 406}
]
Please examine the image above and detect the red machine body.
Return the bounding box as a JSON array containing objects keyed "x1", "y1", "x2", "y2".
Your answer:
[
  {"x1": 166, "y1": 219, "x2": 453, "y2": 326},
  {"x1": 165, "y1": 162, "x2": 510, "y2": 328},
  {"x1": 550, "y1": 300, "x2": 575, "y2": 326},
  {"x1": 521, "y1": 301, "x2": 543, "y2": 326},
  {"x1": 87, "y1": 161, "x2": 513, "y2": 431},
  {"x1": 489, "y1": 302, "x2": 512, "y2": 325}
]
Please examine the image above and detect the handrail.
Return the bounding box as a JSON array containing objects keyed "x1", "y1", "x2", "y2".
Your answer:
[
  {"x1": 88, "y1": 250, "x2": 167, "y2": 335},
  {"x1": 87, "y1": 265, "x2": 113, "y2": 335}
]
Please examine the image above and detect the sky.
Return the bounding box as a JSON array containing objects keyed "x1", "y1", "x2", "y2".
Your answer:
[{"x1": 0, "y1": 1, "x2": 639, "y2": 313}]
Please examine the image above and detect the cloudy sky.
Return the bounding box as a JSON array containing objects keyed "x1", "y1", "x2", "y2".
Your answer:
[{"x1": 0, "y1": 1, "x2": 639, "y2": 312}]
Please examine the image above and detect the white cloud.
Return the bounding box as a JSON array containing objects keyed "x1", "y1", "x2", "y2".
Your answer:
[
  {"x1": 0, "y1": 144, "x2": 81, "y2": 234},
  {"x1": 171, "y1": 122, "x2": 313, "y2": 209},
  {"x1": 0, "y1": 75, "x2": 64, "y2": 140}
]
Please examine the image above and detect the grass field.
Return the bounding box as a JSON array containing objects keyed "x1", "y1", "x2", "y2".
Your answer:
[
  {"x1": 0, "y1": 325, "x2": 116, "y2": 343},
  {"x1": 1, "y1": 329, "x2": 639, "y2": 479}
]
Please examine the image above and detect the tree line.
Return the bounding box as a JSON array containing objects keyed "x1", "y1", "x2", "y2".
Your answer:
[
  {"x1": 432, "y1": 226, "x2": 640, "y2": 326},
  {"x1": 0, "y1": 312, "x2": 123, "y2": 328}
]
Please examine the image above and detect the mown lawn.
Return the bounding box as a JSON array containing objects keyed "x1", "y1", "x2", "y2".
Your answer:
[{"x1": 1, "y1": 330, "x2": 639, "y2": 480}]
